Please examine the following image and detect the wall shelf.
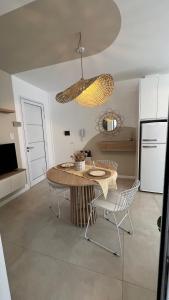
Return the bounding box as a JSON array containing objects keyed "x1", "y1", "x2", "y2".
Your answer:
[
  {"x1": 98, "y1": 140, "x2": 136, "y2": 152},
  {"x1": 0, "y1": 108, "x2": 15, "y2": 114}
]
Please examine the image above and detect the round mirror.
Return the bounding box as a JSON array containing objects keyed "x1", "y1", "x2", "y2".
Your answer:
[
  {"x1": 102, "y1": 117, "x2": 118, "y2": 132},
  {"x1": 96, "y1": 110, "x2": 122, "y2": 135}
]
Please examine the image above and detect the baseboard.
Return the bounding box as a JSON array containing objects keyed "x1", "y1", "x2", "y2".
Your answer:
[
  {"x1": 0, "y1": 184, "x2": 29, "y2": 208},
  {"x1": 118, "y1": 175, "x2": 136, "y2": 179}
]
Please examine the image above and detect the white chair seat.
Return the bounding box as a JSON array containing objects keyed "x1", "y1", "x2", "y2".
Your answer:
[
  {"x1": 93, "y1": 198, "x2": 123, "y2": 212},
  {"x1": 93, "y1": 191, "x2": 123, "y2": 211},
  {"x1": 85, "y1": 180, "x2": 140, "y2": 256}
]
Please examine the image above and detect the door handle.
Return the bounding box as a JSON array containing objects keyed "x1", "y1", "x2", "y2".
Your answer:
[
  {"x1": 142, "y1": 139, "x2": 157, "y2": 141},
  {"x1": 26, "y1": 146, "x2": 34, "y2": 152},
  {"x1": 143, "y1": 145, "x2": 157, "y2": 148}
]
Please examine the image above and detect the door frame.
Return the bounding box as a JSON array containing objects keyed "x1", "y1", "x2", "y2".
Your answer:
[
  {"x1": 20, "y1": 97, "x2": 48, "y2": 187},
  {"x1": 157, "y1": 117, "x2": 169, "y2": 300}
]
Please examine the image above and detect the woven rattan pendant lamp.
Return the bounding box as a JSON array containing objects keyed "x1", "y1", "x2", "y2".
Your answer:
[{"x1": 55, "y1": 33, "x2": 114, "y2": 107}]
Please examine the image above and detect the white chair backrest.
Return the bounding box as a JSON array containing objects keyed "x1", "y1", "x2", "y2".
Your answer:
[
  {"x1": 96, "y1": 159, "x2": 118, "y2": 171},
  {"x1": 42, "y1": 166, "x2": 65, "y2": 190},
  {"x1": 114, "y1": 180, "x2": 140, "y2": 211}
]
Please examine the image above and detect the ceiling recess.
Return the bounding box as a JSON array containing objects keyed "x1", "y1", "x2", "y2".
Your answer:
[{"x1": 0, "y1": 0, "x2": 121, "y2": 73}]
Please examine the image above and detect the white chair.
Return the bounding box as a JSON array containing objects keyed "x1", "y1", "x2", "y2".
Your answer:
[
  {"x1": 43, "y1": 167, "x2": 69, "y2": 219},
  {"x1": 94, "y1": 160, "x2": 118, "y2": 196},
  {"x1": 48, "y1": 179, "x2": 69, "y2": 218},
  {"x1": 96, "y1": 159, "x2": 118, "y2": 171},
  {"x1": 85, "y1": 180, "x2": 140, "y2": 256}
]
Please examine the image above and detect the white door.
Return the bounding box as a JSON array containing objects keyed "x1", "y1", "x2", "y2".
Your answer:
[
  {"x1": 0, "y1": 237, "x2": 11, "y2": 300},
  {"x1": 140, "y1": 143, "x2": 166, "y2": 193},
  {"x1": 22, "y1": 99, "x2": 47, "y2": 186}
]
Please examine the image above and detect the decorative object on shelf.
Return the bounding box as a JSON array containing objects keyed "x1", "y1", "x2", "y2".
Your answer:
[
  {"x1": 71, "y1": 151, "x2": 87, "y2": 171},
  {"x1": 81, "y1": 150, "x2": 92, "y2": 160},
  {"x1": 96, "y1": 110, "x2": 123, "y2": 135},
  {"x1": 55, "y1": 33, "x2": 114, "y2": 107}
]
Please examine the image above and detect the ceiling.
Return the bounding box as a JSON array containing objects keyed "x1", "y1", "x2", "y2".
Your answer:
[
  {"x1": 0, "y1": 0, "x2": 121, "y2": 73},
  {"x1": 1, "y1": 0, "x2": 169, "y2": 92},
  {"x1": 0, "y1": 0, "x2": 36, "y2": 16}
]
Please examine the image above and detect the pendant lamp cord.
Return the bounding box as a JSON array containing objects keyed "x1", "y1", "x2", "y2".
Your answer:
[{"x1": 77, "y1": 32, "x2": 84, "y2": 80}]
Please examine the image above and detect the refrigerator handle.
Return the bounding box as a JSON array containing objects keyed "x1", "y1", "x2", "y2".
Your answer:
[
  {"x1": 142, "y1": 139, "x2": 157, "y2": 142},
  {"x1": 143, "y1": 145, "x2": 157, "y2": 148}
]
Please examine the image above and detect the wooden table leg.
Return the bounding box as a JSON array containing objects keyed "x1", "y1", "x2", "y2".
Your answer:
[{"x1": 70, "y1": 186, "x2": 97, "y2": 227}]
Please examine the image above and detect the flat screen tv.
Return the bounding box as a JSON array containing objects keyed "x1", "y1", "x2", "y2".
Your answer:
[{"x1": 0, "y1": 143, "x2": 18, "y2": 175}]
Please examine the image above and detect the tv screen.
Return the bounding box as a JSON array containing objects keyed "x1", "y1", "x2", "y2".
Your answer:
[{"x1": 0, "y1": 143, "x2": 18, "y2": 175}]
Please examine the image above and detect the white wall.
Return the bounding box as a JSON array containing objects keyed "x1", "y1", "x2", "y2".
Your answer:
[
  {"x1": 0, "y1": 69, "x2": 22, "y2": 167},
  {"x1": 11, "y1": 76, "x2": 139, "y2": 178},
  {"x1": 12, "y1": 76, "x2": 54, "y2": 185},
  {"x1": 50, "y1": 78, "x2": 139, "y2": 166}
]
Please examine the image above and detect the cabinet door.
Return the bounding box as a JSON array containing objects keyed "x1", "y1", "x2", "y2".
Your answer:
[
  {"x1": 11, "y1": 171, "x2": 26, "y2": 193},
  {"x1": 140, "y1": 77, "x2": 158, "y2": 119},
  {"x1": 157, "y1": 75, "x2": 169, "y2": 119},
  {"x1": 140, "y1": 143, "x2": 166, "y2": 193},
  {"x1": 0, "y1": 178, "x2": 11, "y2": 199}
]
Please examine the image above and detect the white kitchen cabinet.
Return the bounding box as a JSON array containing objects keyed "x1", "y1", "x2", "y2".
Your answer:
[
  {"x1": 0, "y1": 169, "x2": 26, "y2": 200},
  {"x1": 11, "y1": 171, "x2": 26, "y2": 193},
  {"x1": 157, "y1": 75, "x2": 169, "y2": 119},
  {"x1": 0, "y1": 177, "x2": 11, "y2": 199},
  {"x1": 139, "y1": 76, "x2": 158, "y2": 120},
  {"x1": 139, "y1": 75, "x2": 169, "y2": 120}
]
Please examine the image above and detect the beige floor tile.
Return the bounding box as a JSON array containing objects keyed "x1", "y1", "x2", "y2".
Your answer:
[
  {"x1": 2, "y1": 239, "x2": 25, "y2": 267},
  {"x1": 0, "y1": 178, "x2": 162, "y2": 299},
  {"x1": 29, "y1": 217, "x2": 123, "y2": 280},
  {"x1": 0, "y1": 210, "x2": 51, "y2": 247},
  {"x1": 123, "y1": 282, "x2": 156, "y2": 300},
  {"x1": 129, "y1": 191, "x2": 161, "y2": 236},
  {"x1": 123, "y1": 231, "x2": 160, "y2": 291},
  {"x1": 8, "y1": 250, "x2": 122, "y2": 300}
]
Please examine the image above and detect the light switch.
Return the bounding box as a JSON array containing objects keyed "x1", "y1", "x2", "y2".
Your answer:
[
  {"x1": 64, "y1": 131, "x2": 70, "y2": 136},
  {"x1": 13, "y1": 121, "x2": 22, "y2": 127}
]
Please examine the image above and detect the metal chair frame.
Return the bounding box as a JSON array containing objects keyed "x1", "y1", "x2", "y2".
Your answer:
[
  {"x1": 96, "y1": 159, "x2": 118, "y2": 171},
  {"x1": 43, "y1": 167, "x2": 69, "y2": 219},
  {"x1": 85, "y1": 180, "x2": 140, "y2": 256},
  {"x1": 94, "y1": 160, "x2": 118, "y2": 195},
  {"x1": 48, "y1": 180, "x2": 69, "y2": 218}
]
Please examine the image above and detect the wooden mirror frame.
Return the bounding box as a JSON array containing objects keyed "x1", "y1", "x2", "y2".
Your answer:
[{"x1": 96, "y1": 110, "x2": 123, "y2": 135}]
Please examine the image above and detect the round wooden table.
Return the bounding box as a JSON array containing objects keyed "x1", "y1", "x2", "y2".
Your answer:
[{"x1": 47, "y1": 165, "x2": 117, "y2": 227}]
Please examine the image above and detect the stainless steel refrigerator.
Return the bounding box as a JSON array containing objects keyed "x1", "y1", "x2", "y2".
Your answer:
[{"x1": 140, "y1": 121, "x2": 167, "y2": 193}]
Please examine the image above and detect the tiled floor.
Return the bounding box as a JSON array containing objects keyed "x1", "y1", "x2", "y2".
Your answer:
[{"x1": 0, "y1": 179, "x2": 161, "y2": 300}]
